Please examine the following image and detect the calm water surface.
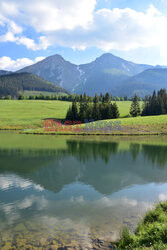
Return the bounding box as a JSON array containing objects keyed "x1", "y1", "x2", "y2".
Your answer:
[{"x1": 0, "y1": 133, "x2": 167, "y2": 249}]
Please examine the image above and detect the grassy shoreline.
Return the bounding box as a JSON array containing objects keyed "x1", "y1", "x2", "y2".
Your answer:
[
  {"x1": 22, "y1": 115, "x2": 167, "y2": 135},
  {"x1": 118, "y1": 201, "x2": 167, "y2": 249}
]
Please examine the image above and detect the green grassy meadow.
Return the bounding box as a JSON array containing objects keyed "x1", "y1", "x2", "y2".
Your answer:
[
  {"x1": 0, "y1": 100, "x2": 70, "y2": 129},
  {"x1": 0, "y1": 100, "x2": 133, "y2": 129},
  {"x1": 0, "y1": 100, "x2": 166, "y2": 135}
]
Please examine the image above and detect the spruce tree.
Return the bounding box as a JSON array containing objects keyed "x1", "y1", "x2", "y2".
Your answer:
[
  {"x1": 130, "y1": 94, "x2": 141, "y2": 117},
  {"x1": 99, "y1": 93, "x2": 103, "y2": 102},
  {"x1": 142, "y1": 96, "x2": 150, "y2": 116},
  {"x1": 112, "y1": 102, "x2": 120, "y2": 118},
  {"x1": 104, "y1": 92, "x2": 111, "y2": 103},
  {"x1": 79, "y1": 93, "x2": 89, "y2": 122},
  {"x1": 142, "y1": 89, "x2": 167, "y2": 116},
  {"x1": 92, "y1": 94, "x2": 100, "y2": 121},
  {"x1": 157, "y1": 89, "x2": 166, "y2": 114},
  {"x1": 150, "y1": 90, "x2": 159, "y2": 115},
  {"x1": 72, "y1": 100, "x2": 78, "y2": 120}
]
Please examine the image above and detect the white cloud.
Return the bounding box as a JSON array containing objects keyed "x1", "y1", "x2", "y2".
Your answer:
[
  {"x1": 0, "y1": 2, "x2": 50, "y2": 50},
  {"x1": 17, "y1": 36, "x2": 50, "y2": 50},
  {"x1": 8, "y1": 20, "x2": 22, "y2": 34},
  {"x1": 0, "y1": 0, "x2": 167, "y2": 57},
  {"x1": 0, "y1": 0, "x2": 95, "y2": 50},
  {"x1": 0, "y1": 56, "x2": 45, "y2": 71},
  {"x1": 44, "y1": 4, "x2": 167, "y2": 56},
  {"x1": 0, "y1": 32, "x2": 16, "y2": 42},
  {"x1": 0, "y1": 28, "x2": 50, "y2": 50},
  {"x1": 0, "y1": 0, "x2": 96, "y2": 31},
  {"x1": 0, "y1": 1, "x2": 18, "y2": 16}
]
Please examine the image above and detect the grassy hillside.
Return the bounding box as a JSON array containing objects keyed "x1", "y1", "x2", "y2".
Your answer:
[
  {"x1": 0, "y1": 100, "x2": 133, "y2": 129},
  {"x1": 31, "y1": 114, "x2": 167, "y2": 135},
  {"x1": 0, "y1": 72, "x2": 68, "y2": 97},
  {"x1": 0, "y1": 100, "x2": 166, "y2": 134},
  {"x1": 0, "y1": 100, "x2": 70, "y2": 129}
]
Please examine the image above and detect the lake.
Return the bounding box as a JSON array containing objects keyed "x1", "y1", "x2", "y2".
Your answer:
[{"x1": 0, "y1": 133, "x2": 167, "y2": 249}]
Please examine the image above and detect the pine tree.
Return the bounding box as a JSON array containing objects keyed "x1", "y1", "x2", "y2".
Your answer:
[
  {"x1": 72, "y1": 100, "x2": 78, "y2": 120},
  {"x1": 130, "y1": 94, "x2": 141, "y2": 117},
  {"x1": 99, "y1": 93, "x2": 103, "y2": 102},
  {"x1": 150, "y1": 90, "x2": 159, "y2": 115},
  {"x1": 142, "y1": 96, "x2": 150, "y2": 116},
  {"x1": 104, "y1": 92, "x2": 111, "y2": 103},
  {"x1": 112, "y1": 102, "x2": 120, "y2": 118},
  {"x1": 101, "y1": 103, "x2": 113, "y2": 119},
  {"x1": 79, "y1": 93, "x2": 89, "y2": 122},
  {"x1": 92, "y1": 94, "x2": 100, "y2": 121},
  {"x1": 142, "y1": 89, "x2": 167, "y2": 116},
  {"x1": 157, "y1": 89, "x2": 166, "y2": 114}
]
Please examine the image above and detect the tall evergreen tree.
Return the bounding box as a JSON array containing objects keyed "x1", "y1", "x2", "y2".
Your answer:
[
  {"x1": 79, "y1": 93, "x2": 89, "y2": 122},
  {"x1": 142, "y1": 96, "x2": 150, "y2": 116},
  {"x1": 99, "y1": 93, "x2": 103, "y2": 102},
  {"x1": 130, "y1": 94, "x2": 141, "y2": 117},
  {"x1": 112, "y1": 102, "x2": 120, "y2": 118},
  {"x1": 104, "y1": 92, "x2": 111, "y2": 103},
  {"x1": 142, "y1": 89, "x2": 167, "y2": 116},
  {"x1": 92, "y1": 94, "x2": 100, "y2": 121},
  {"x1": 150, "y1": 90, "x2": 159, "y2": 115},
  {"x1": 72, "y1": 100, "x2": 78, "y2": 120},
  {"x1": 157, "y1": 89, "x2": 166, "y2": 114}
]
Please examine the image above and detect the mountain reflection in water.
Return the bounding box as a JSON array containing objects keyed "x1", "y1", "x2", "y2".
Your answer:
[{"x1": 0, "y1": 134, "x2": 167, "y2": 248}]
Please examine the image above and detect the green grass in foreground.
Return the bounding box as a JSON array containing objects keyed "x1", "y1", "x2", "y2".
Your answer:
[
  {"x1": 0, "y1": 100, "x2": 71, "y2": 129},
  {"x1": 0, "y1": 100, "x2": 133, "y2": 129},
  {"x1": 30, "y1": 114, "x2": 167, "y2": 135},
  {"x1": 0, "y1": 100, "x2": 166, "y2": 135},
  {"x1": 119, "y1": 201, "x2": 167, "y2": 249}
]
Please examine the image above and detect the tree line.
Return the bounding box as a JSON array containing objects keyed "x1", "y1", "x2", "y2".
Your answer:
[
  {"x1": 66, "y1": 93, "x2": 120, "y2": 122},
  {"x1": 129, "y1": 88, "x2": 167, "y2": 117},
  {"x1": 142, "y1": 89, "x2": 167, "y2": 116},
  {"x1": 66, "y1": 88, "x2": 167, "y2": 122},
  {"x1": 0, "y1": 92, "x2": 142, "y2": 101}
]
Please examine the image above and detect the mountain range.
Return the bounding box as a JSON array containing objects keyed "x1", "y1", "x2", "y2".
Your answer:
[
  {"x1": 0, "y1": 53, "x2": 167, "y2": 97},
  {"x1": 18, "y1": 53, "x2": 153, "y2": 97}
]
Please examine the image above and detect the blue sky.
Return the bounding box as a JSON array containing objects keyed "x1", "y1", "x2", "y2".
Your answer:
[{"x1": 0, "y1": 0, "x2": 167, "y2": 70}]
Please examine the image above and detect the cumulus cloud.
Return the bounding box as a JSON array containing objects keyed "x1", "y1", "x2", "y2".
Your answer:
[
  {"x1": 17, "y1": 36, "x2": 50, "y2": 50},
  {"x1": 0, "y1": 0, "x2": 96, "y2": 50},
  {"x1": 0, "y1": 0, "x2": 167, "y2": 56},
  {"x1": 0, "y1": 30, "x2": 50, "y2": 50},
  {"x1": 0, "y1": 56, "x2": 45, "y2": 71},
  {"x1": 0, "y1": 0, "x2": 96, "y2": 31},
  {"x1": 0, "y1": 2, "x2": 50, "y2": 50},
  {"x1": 44, "y1": 4, "x2": 167, "y2": 56}
]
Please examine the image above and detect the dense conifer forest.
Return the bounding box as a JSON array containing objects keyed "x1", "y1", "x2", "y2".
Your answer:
[
  {"x1": 66, "y1": 93, "x2": 120, "y2": 122},
  {"x1": 0, "y1": 73, "x2": 68, "y2": 98}
]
